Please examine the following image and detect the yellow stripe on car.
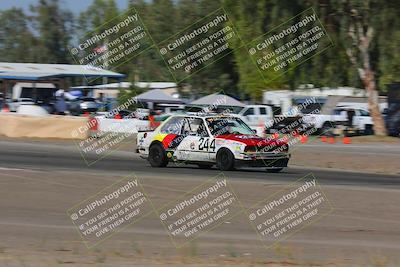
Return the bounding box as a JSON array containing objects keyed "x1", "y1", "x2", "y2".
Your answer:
[{"x1": 153, "y1": 133, "x2": 168, "y2": 142}]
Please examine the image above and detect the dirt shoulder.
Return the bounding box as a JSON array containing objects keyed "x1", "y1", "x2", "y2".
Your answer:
[
  {"x1": 341, "y1": 135, "x2": 400, "y2": 143},
  {"x1": 291, "y1": 140, "x2": 400, "y2": 175}
]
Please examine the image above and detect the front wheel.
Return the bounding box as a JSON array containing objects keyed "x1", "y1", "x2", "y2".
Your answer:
[
  {"x1": 216, "y1": 148, "x2": 235, "y2": 171},
  {"x1": 321, "y1": 122, "x2": 333, "y2": 135},
  {"x1": 148, "y1": 143, "x2": 168, "y2": 167}
]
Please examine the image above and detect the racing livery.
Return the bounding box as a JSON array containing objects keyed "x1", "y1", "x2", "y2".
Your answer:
[{"x1": 136, "y1": 115, "x2": 290, "y2": 172}]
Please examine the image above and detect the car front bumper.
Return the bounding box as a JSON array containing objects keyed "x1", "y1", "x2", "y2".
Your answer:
[{"x1": 236, "y1": 152, "x2": 290, "y2": 168}]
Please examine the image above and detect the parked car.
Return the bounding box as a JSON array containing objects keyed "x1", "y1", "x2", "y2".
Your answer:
[
  {"x1": 303, "y1": 107, "x2": 374, "y2": 135},
  {"x1": 17, "y1": 105, "x2": 49, "y2": 117},
  {"x1": 68, "y1": 97, "x2": 100, "y2": 115},
  {"x1": 236, "y1": 105, "x2": 274, "y2": 130},
  {"x1": 385, "y1": 105, "x2": 400, "y2": 137},
  {"x1": 103, "y1": 109, "x2": 135, "y2": 119},
  {"x1": 79, "y1": 97, "x2": 99, "y2": 113},
  {"x1": 7, "y1": 98, "x2": 35, "y2": 112}
]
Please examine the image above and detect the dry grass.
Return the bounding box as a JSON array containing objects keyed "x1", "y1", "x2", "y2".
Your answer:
[{"x1": 343, "y1": 135, "x2": 400, "y2": 143}]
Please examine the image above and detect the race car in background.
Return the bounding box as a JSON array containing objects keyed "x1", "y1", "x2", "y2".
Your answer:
[{"x1": 136, "y1": 115, "x2": 290, "y2": 172}]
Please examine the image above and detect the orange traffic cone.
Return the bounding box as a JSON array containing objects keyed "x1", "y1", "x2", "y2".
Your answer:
[
  {"x1": 1, "y1": 104, "x2": 10, "y2": 112},
  {"x1": 321, "y1": 136, "x2": 327, "y2": 142},
  {"x1": 328, "y1": 136, "x2": 335, "y2": 144},
  {"x1": 342, "y1": 136, "x2": 351, "y2": 144},
  {"x1": 300, "y1": 135, "x2": 308, "y2": 144}
]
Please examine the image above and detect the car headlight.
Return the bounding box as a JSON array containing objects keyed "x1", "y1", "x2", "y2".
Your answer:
[
  {"x1": 280, "y1": 144, "x2": 289, "y2": 152},
  {"x1": 244, "y1": 146, "x2": 257, "y2": 152}
]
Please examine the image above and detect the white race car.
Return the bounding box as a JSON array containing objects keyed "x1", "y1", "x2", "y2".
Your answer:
[{"x1": 136, "y1": 114, "x2": 290, "y2": 172}]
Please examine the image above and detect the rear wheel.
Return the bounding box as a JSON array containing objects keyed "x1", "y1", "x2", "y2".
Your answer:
[
  {"x1": 148, "y1": 143, "x2": 168, "y2": 167},
  {"x1": 266, "y1": 168, "x2": 284, "y2": 173},
  {"x1": 364, "y1": 124, "x2": 374, "y2": 135},
  {"x1": 197, "y1": 163, "x2": 213, "y2": 169},
  {"x1": 216, "y1": 148, "x2": 235, "y2": 171}
]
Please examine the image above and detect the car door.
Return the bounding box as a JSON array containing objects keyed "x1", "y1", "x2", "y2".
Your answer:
[
  {"x1": 175, "y1": 118, "x2": 212, "y2": 162},
  {"x1": 354, "y1": 109, "x2": 372, "y2": 130},
  {"x1": 259, "y1": 106, "x2": 269, "y2": 122},
  {"x1": 242, "y1": 107, "x2": 257, "y2": 127}
]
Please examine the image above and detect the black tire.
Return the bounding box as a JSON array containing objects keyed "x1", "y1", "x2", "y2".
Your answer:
[
  {"x1": 321, "y1": 122, "x2": 333, "y2": 135},
  {"x1": 364, "y1": 124, "x2": 374, "y2": 135},
  {"x1": 216, "y1": 148, "x2": 235, "y2": 171},
  {"x1": 197, "y1": 163, "x2": 213, "y2": 169},
  {"x1": 148, "y1": 143, "x2": 168, "y2": 167},
  {"x1": 266, "y1": 168, "x2": 284, "y2": 173}
]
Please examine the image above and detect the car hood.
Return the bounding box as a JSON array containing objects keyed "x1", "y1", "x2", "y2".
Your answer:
[{"x1": 215, "y1": 134, "x2": 287, "y2": 146}]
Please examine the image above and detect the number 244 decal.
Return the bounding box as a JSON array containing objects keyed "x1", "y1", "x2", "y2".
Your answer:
[{"x1": 198, "y1": 138, "x2": 216, "y2": 151}]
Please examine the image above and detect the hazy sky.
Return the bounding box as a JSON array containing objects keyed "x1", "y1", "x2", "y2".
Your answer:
[{"x1": 0, "y1": 0, "x2": 129, "y2": 13}]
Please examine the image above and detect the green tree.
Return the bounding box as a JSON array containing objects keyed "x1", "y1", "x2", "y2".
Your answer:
[
  {"x1": 0, "y1": 8, "x2": 38, "y2": 62},
  {"x1": 30, "y1": 0, "x2": 74, "y2": 63},
  {"x1": 174, "y1": 0, "x2": 237, "y2": 97},
  {"x1": 375, "y1": 2, "x2": 400, "y2": 90},
  {"x1": 223, "y1": 0, "x2": 275, "y2": 101},
  {"x1": 333, "y1": 0, "x2": 388, "y2": 135},
  {"x1": 78, "y1": 0, "x2": 119, "y2": 35}
]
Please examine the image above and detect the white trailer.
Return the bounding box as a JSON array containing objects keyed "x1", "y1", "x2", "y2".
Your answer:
[
  {"x1": 12, "y1": 82, "x2": 56, "y2": 100},
  {"x1": 263, "y1": 87, "x2": 367, "y2": 114}
]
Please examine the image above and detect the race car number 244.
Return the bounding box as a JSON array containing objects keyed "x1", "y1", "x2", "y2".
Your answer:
[{"x1": 198, "y1": 138, "x2": 216, "y2": 152}]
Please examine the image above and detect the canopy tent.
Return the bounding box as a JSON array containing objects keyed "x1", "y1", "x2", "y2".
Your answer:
[
  {"x1": 55, "y1": 89, "x2": 82, "y2": 100},
  {"x1": 70, "y1": 81, "x2": 177, "y2": 90},
  {"x1": 190, "y1": 93, "x2": 245, "y2": 107},
  {"x1": 135, "y1": 89, "x2": 183, "y2": 104},
  {"x1": 90, "y1": 82, "x2": 177, "y2": 89},
  {"x1": 0, "y1": 62, "x2": 125, "y2": 100},
  {"x1": 0, "y1": 62, "x2": 125, "y2": 80}
]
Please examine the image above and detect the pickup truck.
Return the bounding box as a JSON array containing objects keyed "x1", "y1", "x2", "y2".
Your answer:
[
  {"x1": 238, "y1": 105, "x2": 315, "y2": 136},
  {"x1": 235, "y1": 105, "x2": 274, "y2": 135},
  {"x1": 184, "y1": 104, "x2": 275, "y2": 136},
  {"x1": 303, "y1": 107, "x2": 374, "y2": 135}
]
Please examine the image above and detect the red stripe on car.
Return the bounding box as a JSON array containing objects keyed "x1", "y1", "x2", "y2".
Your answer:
[
  {"x1": 162, "y1": 134, "x2": 178, "y2": 148},
  {"x1": 216, "y1": 134, "x2": 287, "y2": 146}
]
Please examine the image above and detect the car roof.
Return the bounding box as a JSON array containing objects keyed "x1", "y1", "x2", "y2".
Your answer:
[
  {"x1": 335, "y1": 106, "x2": 366, "y2": 111},
  {"x1": 168, "y1": 113, "x2": 235, "y2": 119}
]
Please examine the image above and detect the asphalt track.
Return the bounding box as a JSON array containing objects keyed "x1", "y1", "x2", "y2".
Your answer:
[
  {"x1": 0, "y1": 139, "x2": 399, "y2": 187},
  {"x1": 0, "y1": 138, "x2": 399, "y2": 266}
]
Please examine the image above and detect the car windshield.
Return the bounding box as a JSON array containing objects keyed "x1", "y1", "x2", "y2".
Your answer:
[{"x1": 206, "y1": 117, "x2": 254, "y2": 136}]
